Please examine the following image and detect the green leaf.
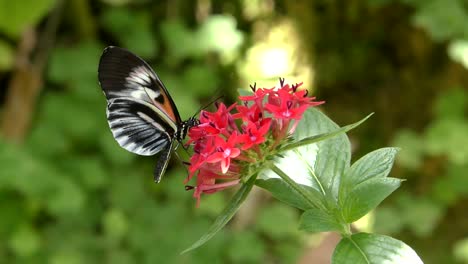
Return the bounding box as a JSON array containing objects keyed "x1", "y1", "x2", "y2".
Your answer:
[
  {"x1": 341, "y1": 147, "x2": 399, "y2": 191},
  {"x1": 268, "y1": 164, "x2": 325, "y2": 210},
  {"x1": 280, "y1": 112, "x2": 373, "y2": 152},
  {"x1": 283, "y1": 109, "x2": 357, "y2": 198},
  {"x1": 339, "y1": 147, "x2": 400, "y2": 222},
  {"x1": 261, "y1": 109, "x2": 369, "y2": 200},
  {"x1": 342, "y1": 178, "x2": 401, "y2": 222},
  {"x1": 299, "y1": 208, "x2": 342, "y2": 233},
  {"x1": 0, "y1": 0, "x2": 56, "y2": 37},
  {"x1": 181, "y1": 175, "x2": 257, "y2": 254},
  {"x1": 332, "y1": 233, "x2": 423, "y2": 264},
  {"x1": 255, "y1": 178, "x2": 324, "y2": 210}
]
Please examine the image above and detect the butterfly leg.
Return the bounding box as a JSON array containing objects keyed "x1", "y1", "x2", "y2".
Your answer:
[
  {"x1": 153, "y1": 142, "x2": 174, "y2": 183},
  {"x1": 173, "y1": 150, "x2": 191, "y2": 169}
]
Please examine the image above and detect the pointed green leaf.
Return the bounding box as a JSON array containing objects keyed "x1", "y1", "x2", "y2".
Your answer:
[
  {"x1": 299, "y1": 209, "x2": 342, "y2": 233},
  {"x1": 181, "y1": 175, "x2": 256, "y2": 254},
  {"x1": 342, "y1": 178, "x2": 401, "y2": 222},
  {"x1": 280, "y1": 113, "x2": 373, "y2": 152},
  {"x1": 342, "y1": 147, "x2": 399, "y2": 189},
  {"x1": 256, "y1": 178, "x2": 325, "y2": 211},
  {"x1": 260, "y1": 108, "x2": 365, "y2": 200},
  {"x1": 332, "y1": 233, "x2": 423, "y2": 264}
]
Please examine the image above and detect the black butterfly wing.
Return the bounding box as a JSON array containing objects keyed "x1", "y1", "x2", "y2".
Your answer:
[{"x1": 98, "y1": 46, "x2": 181, "y2": 156}]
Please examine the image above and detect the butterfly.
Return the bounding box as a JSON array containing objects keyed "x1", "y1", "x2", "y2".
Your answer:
[{"x1": 98, "y1": 46, "x2": 199, "y2": 183}]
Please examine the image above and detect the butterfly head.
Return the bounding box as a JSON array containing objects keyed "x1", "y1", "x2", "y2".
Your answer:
[{"x1": 177, "y1": 117, "x2": 199, "y2": 141}]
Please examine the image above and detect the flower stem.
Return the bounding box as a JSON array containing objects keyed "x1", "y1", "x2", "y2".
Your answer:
[
  {"x1": 340, "y1": 223, "x2": 352, "y2": 237},
  {"x1": 269, "y1": 164, "x2": 321, "y2": 209}
]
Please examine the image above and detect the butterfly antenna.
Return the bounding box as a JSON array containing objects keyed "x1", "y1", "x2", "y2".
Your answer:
[{"x1": 193, "y1": 95, "x2": 224, "y2": 118}]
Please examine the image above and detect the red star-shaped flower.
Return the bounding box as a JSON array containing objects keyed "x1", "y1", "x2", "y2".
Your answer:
[
  {"x1": 239, "y1": 119, "x2": 271, "y2": 150},
  {"x1": 206, "y1": 133, "x2": 241, "y2": 173}
]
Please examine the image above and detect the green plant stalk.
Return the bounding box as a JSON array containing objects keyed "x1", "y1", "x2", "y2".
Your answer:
[
  {"x1": 269, "y1": 163, "x2": 321, "y2": 209},
  {"x1": 270, "y1": 164, "x2": 353, "y2": 237},
  {"x1": 340, "y1": 222, "x2": 352, "y2": 237}
]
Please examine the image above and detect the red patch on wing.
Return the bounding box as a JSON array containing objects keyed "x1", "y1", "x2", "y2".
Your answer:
[{"x1": 155, "y1": 90, "x2": 177, "y2": 123}]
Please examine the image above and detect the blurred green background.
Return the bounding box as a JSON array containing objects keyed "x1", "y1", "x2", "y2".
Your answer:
[{"x1": 0, "y1": 0, "x2": 467, "y2": 263}]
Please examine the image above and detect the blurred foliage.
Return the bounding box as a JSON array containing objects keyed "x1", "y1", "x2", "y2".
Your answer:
[
  {"x1": 0, "y1": 0, "x2": 467, "y2": 263},
  {"x1": 0, "y1": 40, "x2": 13, "y2": 70},
  {"x1": 101, "y1": 7, "x2": 158, "y2": 58},
  {"x1": 0, "y1": 1, "x2": 298, "y2": 263},
  {"x1": 387, "y1": 88, "x2": 468, "y2": 263},
  {"x1": 0, "y1": 0, "x2": 56, "y2": 38}
]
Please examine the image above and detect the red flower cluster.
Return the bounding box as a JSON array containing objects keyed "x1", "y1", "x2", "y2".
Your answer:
[{"x1": 185, "y1": 78, "x2": 324, "y2": 206}]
